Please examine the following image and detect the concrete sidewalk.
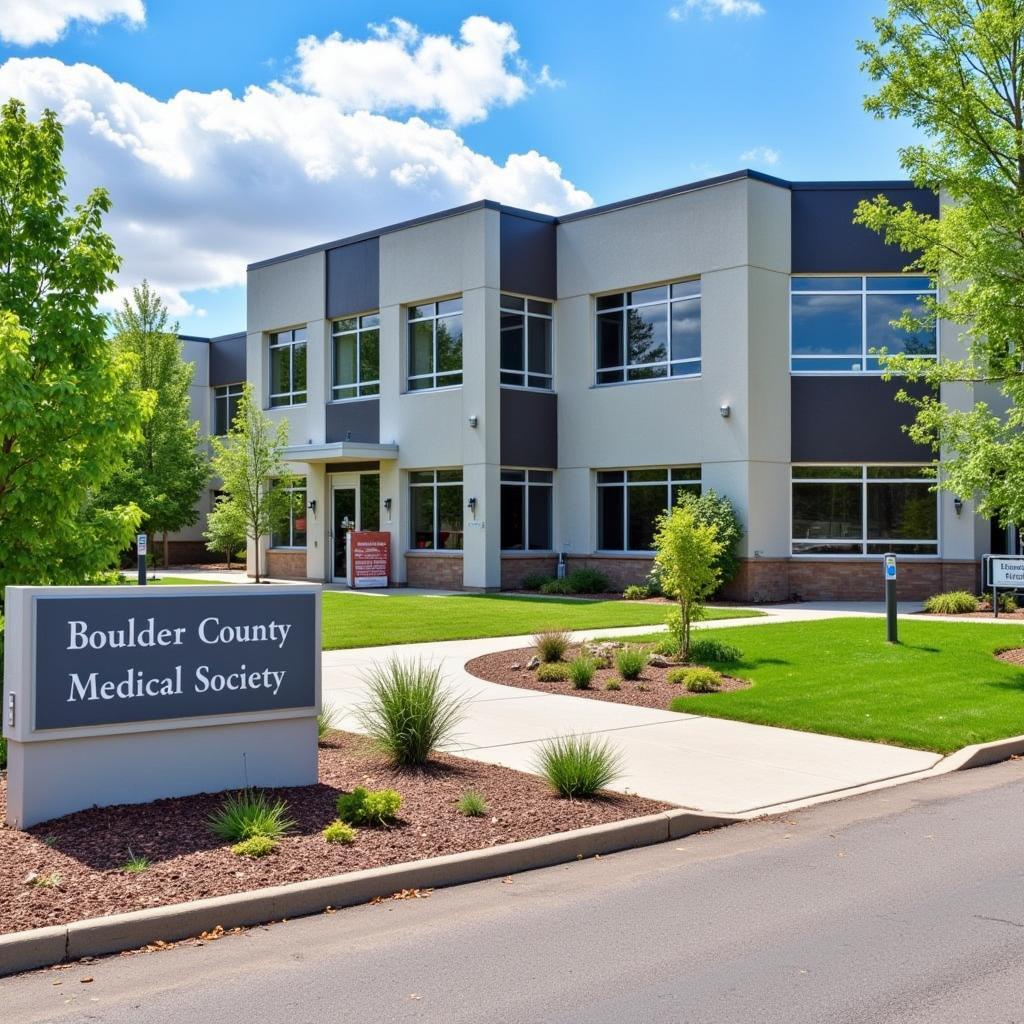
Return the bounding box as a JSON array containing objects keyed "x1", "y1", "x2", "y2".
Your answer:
[{"x1": 322, "y1": 609, "x2": 942, "y2": 816}]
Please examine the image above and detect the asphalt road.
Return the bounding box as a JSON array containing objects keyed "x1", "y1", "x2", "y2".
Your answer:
[{"x1": 4, "y1": 760, "x2": 1024, "y2": 1024}]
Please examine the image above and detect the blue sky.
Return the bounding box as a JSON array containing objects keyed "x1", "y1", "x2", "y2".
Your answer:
[{"x1": 0, "y1": 1, "x2": 916, "y2": 336}]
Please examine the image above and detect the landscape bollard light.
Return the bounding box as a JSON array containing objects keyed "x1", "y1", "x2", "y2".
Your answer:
[
  {"x1": 137, "y1": 533, "x2": 147, "y2": 586},
  {"x1": 884, "y1": 552, "x2": 898, "y2": 643}
]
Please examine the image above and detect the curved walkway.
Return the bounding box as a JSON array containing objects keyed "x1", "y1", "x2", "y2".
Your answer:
[{"x1": 322, "y1": 608, "x2": 942, "y2": 816}]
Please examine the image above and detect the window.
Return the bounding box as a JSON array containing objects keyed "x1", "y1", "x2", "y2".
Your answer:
[
  {"x1": 595, "y1": 279, "x2": 700, "y2": 384},
  {"x1": 790, "y1": 276, "x2": 937, "y2": 372},
  {"x1": 409, "y1": 470, "x2": 463, "y2": 550},
  {"x1": 213, "y1": 383, "x2": 243, "y2": 436},
  {"x1": 408, "y1": 298, "x2": 463, "y2": 390},
  {"x1": 501, "y1": 470, "x2": 553, "y2": 550},
  {"x1": 269, "y1": 327, "x2": 307, "y2": 406},
  {"x1": 791, "y1": 465, "x2": 938, "y2": 555},
  {"x1": 597, "y1": 467, "x2": 702, "y2": 551},
  {"x1": 500, "y1": 295, "x2": 553, "y2": 389},
  {"x1": 359, "y1": 472, "x2": 380, "y2": 531},
  {"x1": 332, "y1": 314, "x2": 380, "y2": 400},
  {"x1": 271, "y1": 476, "x2": 307, "y2": 548}
]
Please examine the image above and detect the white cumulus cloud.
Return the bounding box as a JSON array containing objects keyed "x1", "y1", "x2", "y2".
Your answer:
[
  {"x1": 669, "y1": 0, "x2": 765, "y2": 20},
  {"x1": 739, "y1": 145, "x2": 780, "y2": 167},
  {"x1": 0, "y1": 0, "x2": 144, "y2": 46},
  {"x1": 0, "y1": 20, "x2": 589, "y2": 317}
]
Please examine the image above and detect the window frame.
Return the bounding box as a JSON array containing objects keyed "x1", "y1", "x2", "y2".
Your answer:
[
  {"x1": 790, "y1": 463, "x2": 939, "y2": 557},
  {"x1": 406, "y1": 297, "x2": 464, "y2": 392},
  {"x1": 789, "y1": 275, "x2": 938, "y2": 375},
  {"x1": 331, "y1": 312, "x2": 381, "y2": 401},
  {"x1": 499, "y1": 294, "x2": 554, "y2": 391},
  {"x1": 500, "y1": 468, "x2": 554, "y2": 552},
  {"x1": 596, "y1": 466, "x2": 703, "y2": 554},
  {"x1": 270, "y1": 476, "x2": 308, "y2": 550},
  {"x1": 268, "y1": 326, "x2": 308, "y2": 407},
  {"x1": 408, "y1": 469, "x2": 464, "y2": 551},
  {"x1": 594, "y1": 279, "x2": 701, "y2": 387},
  {"x1": 213, "y1": 382, "x2": 244, "y2": 436}
]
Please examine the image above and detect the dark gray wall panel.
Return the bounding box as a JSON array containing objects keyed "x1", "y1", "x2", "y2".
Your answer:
[
  {"x1": 325, "y1": 399, "x2": 380, "y2": 444},
  {"x1": 500, "y1": 390, "x2": 557, "y2": 467},
  {"x1": 791, "y1": 186, "x2": 938, "y2": 273},
  {"x1": 500, "y1": 213, "x2": 557, "y2": 298},
  {"x1": 791, "y1": 377, "x2": 932, "y2": 462},
  {"x1": 326, "y1": 237, "x2": 379, "y2": 318},
  {"x1": 209, "y1": 333, "x2": 246, "y2": 385}
]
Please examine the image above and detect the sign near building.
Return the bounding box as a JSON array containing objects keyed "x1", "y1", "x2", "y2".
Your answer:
[
  {"x1": 3, "y1": 584, "x2": 321, "y2": 828},
  {"x1": 989, "y1": 555, "x2": 1024, "y2": 588},
  {"x1": 350, "y1": 531, "x2": 391, "y2": 588}
]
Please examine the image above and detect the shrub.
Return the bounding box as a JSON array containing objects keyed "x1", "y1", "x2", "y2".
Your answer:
[
  {"x1": 120, "y1": 850, "x2": 151, "y2": 874},
  {"x1": 923, "y1": 591, "x2": 978, "y2": 615},
  {"x1": 687, "y1": 637, "x2": 744, "y2": 664},
  {"x1": 533, "y1": 629, "x2": 571, "y2": 662},
  {"x1": 537, "y1": 661, "x2": 570, "y2": 682},
  {"x1": 1001, "y1": 593, "x2": 1019, "y2": 613},
  {"x1": 356, "y1": 657, "x2": 467, "y2": 766},
  {"x1": 317, "y1": 705, "x2": 339, "y2": 742},
  {"x1": 521, "y1": 573, "x2": 554, "y2": 592},
  {"x1": 667, "y1": 666, "x2": 724, "y2": 693},
  {"x1": 457, "y1": 790, "x2": 488, "y2": 817},
  {"x1": 565, "y1": 567, "x2": 610, "y2": 594},
  {"x1": 534, "y1": 735, "x2": 623, "y2": 798},
  {"x1": 622, "y1": 584, "x2": 650, "y2": 601},
  {"x1": 605, "y1": 679, "x2": 622, "y2": 691},
  {"x1": 615, "y1": 648, "x2": 648, "y2": 681},
  {"x1": 231, "y1": 835, "x2": 277, "y2": 857},
  {"x1": 208, "y1": 790, "x2": 295, "y2": 843},
  {"x1": 336, "y1": 786, "x2": 402, "y2": 825},
  {"x1": 568, "y1": 657, "x2": 597, "y2": 689},
  {"x1": 539, "y1": 578, "x2": 574, "y2": 595},
  {"x1": 323, "y1": 819, "x2": 358, "y2": 844}
]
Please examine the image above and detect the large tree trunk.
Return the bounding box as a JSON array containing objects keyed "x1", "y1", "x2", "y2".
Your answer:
[
  {"x1": 253, "y1": 536, "x2": 260, "y2": 584},
  {"x1": 162, "y1": 530, "x2": 169, "y2": 569}
]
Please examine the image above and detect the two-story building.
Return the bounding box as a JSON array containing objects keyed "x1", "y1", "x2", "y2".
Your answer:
[{"x1": 182, "y1": 169, "x2": 1010, "y2": 601}]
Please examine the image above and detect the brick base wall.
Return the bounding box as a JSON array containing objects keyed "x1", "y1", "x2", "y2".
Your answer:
[
  {"x1": 265, "y1": 550, "x2": 308, "y2": 580},
  {"x1": 501, "y1": 556, "x2": 558, "y2": 589},
  {"x1": 565, "y1": 555, "x2": 654, "y2": 592},
  {"x1": 405, "y1": 553, "x2": 464, "y2": 590}
]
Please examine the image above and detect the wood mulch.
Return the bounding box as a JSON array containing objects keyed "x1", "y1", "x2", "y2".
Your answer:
[
  {"x1": 0, "y1": 734, "x2": 669, "y2": 936},
  {"x1": 465, "y1": 643, "x2": 750, "y2": 711}
]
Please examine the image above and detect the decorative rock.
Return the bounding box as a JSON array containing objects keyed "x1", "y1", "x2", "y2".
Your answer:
[
  {"x1": 510, "y1": 663, "x2": 521, "y2": 671},
  {"x1": 526, "y1": 656, "x2": 540, "y2": 670},
  {"x1": 648, "y1": 654, "x2": 671, "y2": 668}
]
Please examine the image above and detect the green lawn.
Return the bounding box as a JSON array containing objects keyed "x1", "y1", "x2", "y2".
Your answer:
[
  {"x1": 320, "y1": 593, "x2": 756, "y2": 650},
  {"x1": 627, "y1": 618, "x2": 1024, "y2": 754}
]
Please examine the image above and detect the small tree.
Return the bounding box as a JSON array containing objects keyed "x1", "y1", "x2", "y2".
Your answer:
[
  {"x1": 209, "y1": 384, "x2": 296, "y2": 582},
  {"x1": 204, "y1": 494, "x2": 247, "y2": 569},
  {"x1": 653, "y1": 494, "x2": 725, "y2": 661}
]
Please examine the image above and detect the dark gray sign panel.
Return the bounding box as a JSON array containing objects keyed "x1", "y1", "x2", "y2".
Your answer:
[{"x1": 34, "y1": 592, "x2": 317, "y2": 729}]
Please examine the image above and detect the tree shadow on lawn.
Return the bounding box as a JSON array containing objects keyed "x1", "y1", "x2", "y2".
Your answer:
[{"x1": 976, "y1": 671, "x2": 1024, "y2": 694}]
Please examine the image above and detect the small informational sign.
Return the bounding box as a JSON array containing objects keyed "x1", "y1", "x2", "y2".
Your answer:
[
  {"x1": 350, "y1": 531, "x2": 390, "y2": 588},
  {"x1": 884, "y1": 555, "x2": 897, "y2": 580},
  {"x1": 990, "y1": 555, "x2": 1024, "y2": 587},
  {"x1": 136, "y1": 534, "x2": 148, "y2": 556}
]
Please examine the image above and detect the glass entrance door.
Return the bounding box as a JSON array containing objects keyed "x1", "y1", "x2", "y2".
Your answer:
[{"x1": 332, "y1": 487, "x2": 357, "y2": 583}]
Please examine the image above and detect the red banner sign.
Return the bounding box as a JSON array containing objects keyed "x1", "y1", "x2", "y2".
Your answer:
[{"x1": 349, "y1": 532, "x2": 390, "y2": 588}]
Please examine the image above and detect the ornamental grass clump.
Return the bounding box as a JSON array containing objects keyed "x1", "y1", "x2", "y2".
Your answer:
[
  {"x1": 687, "y1": 637, "x2": 744, "y2": 665},
  {"x1": 120, "y1": 850, "x2": 151, "y2": 874},
  {"x1": 356, "y1": 657, "x2": 466, "y2": 766},
  {"x1": 208, "y1": 789, "x2": 295, "y2": 843},
  {"x1": 317, "y1": 705, "x2": 339, "y2": 742},
  {"x1": 534, "y1": 735, "x2": 623, "y2": 798},
  {"x1": 533, "y1": 629, "x2": 571, "y2": 663},
  {"x1": 336, "y1": 786, "x2": 402, "y2": 826},
  {"x1": 615, "y1": 648, "x2": 648, "y2": 681},
  {"x1": 457, "y1": 790, "x2": 488, "y2": 817},
  {"x1": 568, "y1": 656, "x2": 597, "y2": 689},
  {"x1": 923, "y1": 591, "x2": 979, "y2": 615},
  {"x1": 323, "y1": 820, "x2": 358, "y2": 845}
]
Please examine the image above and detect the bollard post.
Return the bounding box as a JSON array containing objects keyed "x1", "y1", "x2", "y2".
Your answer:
[
  {"x1": 884, "y1": 552, "x2": 898, "y2": 643},
  {"x1": 137, "y1": 533, "x2": 148, "y2": 586}
]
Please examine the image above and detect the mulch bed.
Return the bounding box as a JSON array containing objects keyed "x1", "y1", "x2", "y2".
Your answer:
[
  {"x1": 0, "y1": 734, "x2": 668, "y2": 936},
  {"x1": 465, "y1": 643, "x2": 750, "y2": 711},
  {"x1": 995, "y1": 647, "x2": 1024, "y2": 667},
  {"x1": 921, "y1": 608, "x2": 1024, "y2": 620},
  {"x1": 505, "y1": 591, "x2": 673, "y2": 603}
]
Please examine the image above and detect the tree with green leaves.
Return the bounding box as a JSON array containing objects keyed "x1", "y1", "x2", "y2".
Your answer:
[
  {"x1": 209, "y1": 384, "x2": 297, "y2": 582},
  {"x1": 855, "y1": 0, "x2": 1024, "y2": 528},
  {"x1": 653, "y1": 493, "x2": 724, "y2": 661},
  {"x1": 0, "y1": 99, "x2": 149, "y2": 595},
  {"x1": 100, "y1": 281, "x2": 208, "y2": 566},
  {"x1": 203, "y1": 493, "x2": 247, "y2": 570}
]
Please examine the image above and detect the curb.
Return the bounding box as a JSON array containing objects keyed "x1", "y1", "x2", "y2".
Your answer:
[
  {"x1": 0, "y1": 808, "x2": 737, "y2": 977},
  {"x1": 944, "y1": 733, "x2": 1024, "y2": 772}
]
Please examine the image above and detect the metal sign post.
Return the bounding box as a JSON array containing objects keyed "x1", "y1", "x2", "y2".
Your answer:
[
  {"x1": 136, "y1": 533, "x2": 147, "y2": 586},
  {"x1": 884, "y1": 553, "x2": 898, "y2": 643}
]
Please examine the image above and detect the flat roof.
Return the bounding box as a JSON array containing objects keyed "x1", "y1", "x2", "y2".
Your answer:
[
  {"x1": 247, "y1": 169, "x2": 923, "y2": 273},
  {"x1": 177, "y1": 332, "x2": 246, "y2": 344}
]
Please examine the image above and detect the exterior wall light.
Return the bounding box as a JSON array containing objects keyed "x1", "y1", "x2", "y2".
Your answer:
[
  {"x1": 307, "y1": 499, "x2": 317, "y2": 516},
  {"x1": 719, "y1": 404, "x2": 731, "y2": 418},
  {"x1": 467, "y1": 496, "x2": 478, "y2": 514},
  {"x1": 383, "y1": 497, "x2": 392, "y2": 513},
  {"x1": 953, "y1": 496, "x2": 964, "y2": 516},
  {"x1": 468, "y1": 415, "x2": 478, "y2": 428}
]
